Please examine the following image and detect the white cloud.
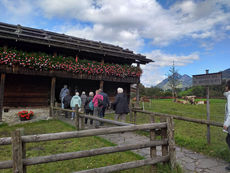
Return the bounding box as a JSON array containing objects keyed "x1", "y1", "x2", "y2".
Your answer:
[
  {"x1": 64, "y1": 24, "x2": 144, "y2": 51},
  {"x1": 140, "y1": 66, "x2": 166, "y2": 87},
  {"x1": 35, "y1": 0, "x2": 230, "y2": 48},
  {"x1": 0, "y1": 0, "x2": 36, "y2": 25},
  {"x1": 139, "y1": 49, "x2": 199, "y2": 86},
  {"x1": 1, "y1": 0, "x2": 230, "y2": 49},
  {"x1": 226, "y1": 25, "x2": 230, "y2": 30},
  {"x1": 144, "y1": 50, "x2": 199, "y2": 67}
]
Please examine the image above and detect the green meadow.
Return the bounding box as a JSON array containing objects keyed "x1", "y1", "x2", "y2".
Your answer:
[
  {"x1": 0, "y1": 120, "x2": 182, "y2": 173},
  {"x1": 111, "y1": 98, "x2": 230, "y2": 161}
]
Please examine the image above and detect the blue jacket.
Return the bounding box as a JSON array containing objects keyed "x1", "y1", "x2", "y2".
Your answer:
[
  {"x1": 99, "y1": 92, "x2": 110, "y2": 107},
  {"x1": 59, "y1": 88, "x2": 69, "y2": 99},
  {"x1": 70, "y1": 95, "x2": 81, "y2": 108}
]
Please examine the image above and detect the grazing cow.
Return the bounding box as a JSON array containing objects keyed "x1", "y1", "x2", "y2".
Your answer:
[
  {"x1": 196, "y1": 100, "x2": 205, "y2": 105},
  {"x1": 176, "y1": 99, "x2": 189, "y2": 104},
  {"x1": 141, "y1": 96, "x2": 150, "y2": 103},
  {"x1": 185, "y1": 96, "x2": 196, "y2": 105}
]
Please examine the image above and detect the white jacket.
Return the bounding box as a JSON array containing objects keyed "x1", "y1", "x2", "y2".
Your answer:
[{"x1": 224, "y1": 91, "x2": 230, "y2": 127}]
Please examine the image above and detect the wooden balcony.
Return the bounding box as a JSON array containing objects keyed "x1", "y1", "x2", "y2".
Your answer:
[{"x1": 0, "y1": 65, "x2": 139, "y2": 83}]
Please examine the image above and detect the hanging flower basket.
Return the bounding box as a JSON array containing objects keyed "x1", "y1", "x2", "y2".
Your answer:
[{"x1": 18, "y1": 110, "x2": 34, "y2": 121}]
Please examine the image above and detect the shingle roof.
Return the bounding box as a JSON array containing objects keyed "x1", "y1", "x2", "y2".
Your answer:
[{"x1": 0, "y1": 22, "x2": 153, "y2": 64}]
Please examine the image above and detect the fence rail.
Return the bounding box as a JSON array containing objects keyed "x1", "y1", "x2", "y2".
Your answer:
[
  {"x1": 131, "y1": 106, "x2": 223, "y2": 145},
  {"x1": 132, "y1": 109, "x2": 223, "y2": 127},
  {"x1": 0, "y1": 108, "x2": 175, "y2": 173}
]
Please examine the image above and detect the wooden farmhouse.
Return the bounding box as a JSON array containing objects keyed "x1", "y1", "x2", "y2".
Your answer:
[{"x1": 0, "y1": 22, "x2": 152, "y2": 121}]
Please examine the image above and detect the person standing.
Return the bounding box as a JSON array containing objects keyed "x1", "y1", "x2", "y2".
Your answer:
[
  {"x1": 70, "y1": 92, "x2": 81, "y2": 120},
  {"x1": 59, "y1": 85, "x2": 69, "y2": 109},
  {"x1": 81, "y1": 91, "x2": 87, "y2": 113},
  {"x1": 112, "y1": 87, "x2": 129, "y2": 122},
  {"x1": 63, "y1": 91, "x2": 72, "y2": 118},
  {"x1": 92, "y1": 90, "x2": 103, "y2": 128},
  {"x1": 84, "y1": 92, "x2": 94, "y2": 125},
  {"x1": 99, "y1": 89, "x2": 110, "y2": 120},
  {"x1": 223, "y1": 80, "x2": 230, "y2": 171}
]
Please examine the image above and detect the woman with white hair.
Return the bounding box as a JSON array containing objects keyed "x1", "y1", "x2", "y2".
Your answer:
[{"x1": 112, "y1": 87, "x2": 129, "y2": 122}]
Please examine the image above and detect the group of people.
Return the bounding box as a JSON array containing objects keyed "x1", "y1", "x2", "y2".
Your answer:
[{"x1": 59, "y1": 85, "x2": 130, "y2": 127}]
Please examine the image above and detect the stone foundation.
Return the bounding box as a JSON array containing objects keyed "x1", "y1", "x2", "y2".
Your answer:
[{"x1": 2, "y1": 107, "x2": 50, "y2": 125}]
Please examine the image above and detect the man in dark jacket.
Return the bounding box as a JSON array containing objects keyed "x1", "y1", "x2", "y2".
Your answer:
[
  {"x1": 112, "y1": 87, "x2": 129, "y2": 122},
  {"x1": 99, "y1": 89, "x2": 110, "y2": 118},
  {"x1": 84, "y1": 91, "x2": 94, "y2": 125},
  {"x1": 63, "y1": 91, "x2": 72, "y2": 118}
]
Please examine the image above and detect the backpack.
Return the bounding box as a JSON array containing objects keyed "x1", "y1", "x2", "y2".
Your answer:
[
  {"x1": 89, "y1": 100, "x2": 94, "y2": 111},
  {"x1": 98, "y1": 98, "x2": 103, "y2": 107}
]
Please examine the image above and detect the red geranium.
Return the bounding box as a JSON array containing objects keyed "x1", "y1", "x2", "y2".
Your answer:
[{"x1": 18, "y1": 110, "x2": 34, "y2": 120}]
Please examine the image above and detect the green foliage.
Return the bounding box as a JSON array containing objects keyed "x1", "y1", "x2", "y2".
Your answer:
[
  {"x1": 178, "y1": 81, "x2": 227, "y2": 98},
  {"x1": 178, "y1": 86, "x2": 206, "y2": 97}
]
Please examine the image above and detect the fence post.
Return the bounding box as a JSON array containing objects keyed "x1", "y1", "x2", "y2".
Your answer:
[
  {"x1": 81, "y1": 113, "x2": 85, "y2": 130},
  {"x1": 129, "y1": 103, "x2": 133, "y2": 123},
  {"x1": 150, "y1": 115, "x2": 157, "y2": 173},
  {"x1": 53, "y1": 102, "x2": 58, "y2": 119},
  {"x1": 160, "y1": 116, "x2": 168, "y2": 161},
  {"x1": 134, "y1": 109, "x2": 137, "y2": 124},
  {"x1": 167, "y1": 117, "x2": 176, "y2": 169},
  {"x1": 12, "y1": 129, "x2": 24, "y2": 173},
  {"x1": 75, "y1": 105, "x2": 80, "y2": 130}
]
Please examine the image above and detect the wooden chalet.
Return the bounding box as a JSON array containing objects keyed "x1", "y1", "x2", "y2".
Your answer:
[{"x1": 0, "y1": 22, "x2": 152, "y2": 121}]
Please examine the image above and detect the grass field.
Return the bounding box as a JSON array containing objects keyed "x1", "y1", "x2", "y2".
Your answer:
[
  {"x1": 0, "y1": 120, "x2": 182, "y2": 173},
  {"x1": 107, "y1": 99, "x2": 230, "y2": 161}
]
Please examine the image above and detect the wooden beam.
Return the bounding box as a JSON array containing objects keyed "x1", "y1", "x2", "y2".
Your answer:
[
  {"x1": 12, "y1": 130, "x2": 23, "y2": 173},
  {"x1": 0, "y1": 73, "x2": 5, "y2": 122},
  {"x1": 0, "y1": 123, "x2": 167, "y2": 145},
  {"x1": 23, "y1": 140, "x2": 168, "y2": 166},
  {"x1": 167, "y1": 117, "x2": 176, "y2": 169},
  {"x1": 150, "y1": 115, "x2": 157, "y2": 172},
  {"x1": 49, "y1": 77, "x2": 56, "y2": 117},
  {"x1": 0, "y1": 65, "x2": 139, "y2": 84},
  {"x1": 160, "y1": 117, "x2": 168, "y2": 161},
  {"x1": 100, "y1": 80, "x2": 104, "y2": 90},
  {"x1": 0, "y1": 141, "x2": 169, "y2": 170},
  {"x1": 132, "y1": 109, "x2": 223, "y2": 127},
  {"x1": 75, "y1": 105, "x2": 80, "y2": 130},
  {"x1": 136, "y1": 63, "x2": 140, "y2": 106},
  {"x1": 75, "y1": 156, "x2": 169, "y2": 173}
]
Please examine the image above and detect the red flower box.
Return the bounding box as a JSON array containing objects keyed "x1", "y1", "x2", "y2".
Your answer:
[{"x1": 18, "y1": 110, "x2": 34, "y2": 121}]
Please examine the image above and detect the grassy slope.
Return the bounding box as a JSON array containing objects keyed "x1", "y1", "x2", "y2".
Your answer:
[
  {"x1": 0, "y1": 120, "x2": 181, "y2": 173},
  {"x1": 110, "y1": 99, "x2": 230, "y2": 161}
]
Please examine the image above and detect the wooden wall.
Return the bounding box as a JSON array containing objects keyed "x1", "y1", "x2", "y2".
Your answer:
[
  {"x1": 104, "y1": 81, "x2": 130, "y2": 103},
  {"x1": 55, "y1": 79, "x2": 130, "y2": 104},
  {"x1": 3, "y1": 74, "x2": 131, "y2": 107},
  {"x1": 3, "y1": 74, "x2": 50, "y2": 107}
]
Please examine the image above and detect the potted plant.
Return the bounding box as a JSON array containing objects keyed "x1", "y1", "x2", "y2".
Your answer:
[{"x1": 18, "y1": 110, "x2": 34, "y2": 121}]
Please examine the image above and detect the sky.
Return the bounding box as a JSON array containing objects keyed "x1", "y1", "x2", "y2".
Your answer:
[{"x1": 0, "y1": 0, "x2": 230, "y2": 87}]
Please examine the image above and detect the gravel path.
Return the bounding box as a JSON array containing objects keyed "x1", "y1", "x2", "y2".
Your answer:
[{"x1": 59, "y1": 117, "x2": 229, "y2": 173}]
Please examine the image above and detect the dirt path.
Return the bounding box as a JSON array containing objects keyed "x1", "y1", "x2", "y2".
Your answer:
[{"x1": 59, "y1": 117, "x2": 229, "y2": 173}]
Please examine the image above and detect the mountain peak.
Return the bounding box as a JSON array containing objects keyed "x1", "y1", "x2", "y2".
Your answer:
[{"x1": 155, "y1": 73, "x2": 192, "y2": 90}]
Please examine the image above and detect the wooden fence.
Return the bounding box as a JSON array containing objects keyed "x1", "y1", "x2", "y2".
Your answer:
[
  {"x1": 0, "y1": 107, "x2": 176, "y2": 173},
  {"x1": 131, "y1": 106, "x2": 223, "y2": 144}
]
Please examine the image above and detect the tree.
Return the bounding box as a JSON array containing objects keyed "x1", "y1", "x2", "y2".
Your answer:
[{"x1": 167, "y1": 61, "x2": 180, "y2": 102}]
